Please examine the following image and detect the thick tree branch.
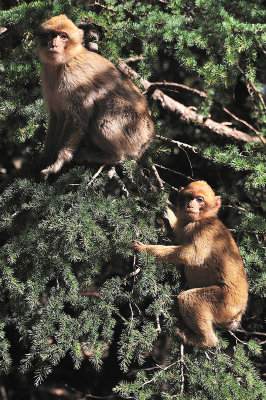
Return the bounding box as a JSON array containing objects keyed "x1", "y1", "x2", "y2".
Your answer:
[
  {"x1": 153, "y1": 89, "x2": 260, "y2": 142},
  {"x1": 118, "y1": 60, "x2": 261, "y2": 143}
]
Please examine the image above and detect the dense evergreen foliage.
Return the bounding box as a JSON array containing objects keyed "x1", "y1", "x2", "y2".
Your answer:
[{"x1": 0, "y1": 1, "x2": 265, "y2": 398}]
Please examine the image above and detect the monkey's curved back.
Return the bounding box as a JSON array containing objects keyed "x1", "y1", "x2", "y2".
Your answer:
[{"x1": 38, "y1": 15, "x2": 153, "y2": 169}]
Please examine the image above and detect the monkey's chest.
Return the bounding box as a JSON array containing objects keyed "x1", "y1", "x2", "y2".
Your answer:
[
  {"x1": 185, "y1": 265, "x2": 217, "y2": 288},
  {"x1": 44, "y1": 86, "x2": 68, "y2": 113},
  {"x1": 42, "y1": 74, "x2": 71, "y2": 113}
]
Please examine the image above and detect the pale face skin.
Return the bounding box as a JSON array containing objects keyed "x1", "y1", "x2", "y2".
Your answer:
[
  {"x1": 38, "y1": 30, "x2": 70, "y2": 65},
  {"x1": 179, "y1": 194, "x2": 205, "y2": 223}
]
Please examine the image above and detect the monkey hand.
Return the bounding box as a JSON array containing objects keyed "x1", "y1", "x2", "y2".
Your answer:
[
  {"x1": 41, "y1": 159, "x2": 63, "y2": 180},
  {"x1": 156, "y1": 208, "x2": 170, "y2": 227},
  {"x1": 41, "y1": 166, "x2": 54, "y2": 180},
  {"x1": 130, "y1": 240, "x2": 146, "y2": 252}
]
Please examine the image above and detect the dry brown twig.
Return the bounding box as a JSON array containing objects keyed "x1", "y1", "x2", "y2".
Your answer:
[
  {"x1": 154, "y1": 163, "x2": 194, "y2": 183},
  {"x1": 180, "y1": 343, "x2": 185, "y2": 398},
  {"x1": 152, "y1": 89, "x2": 261, "y2": 143},
  {"x1": 156, "y1": 134, "x2": 198, "y2": 153},
  {"x1": 151, "y1": 163, "x2": 164, "y2": 189}
]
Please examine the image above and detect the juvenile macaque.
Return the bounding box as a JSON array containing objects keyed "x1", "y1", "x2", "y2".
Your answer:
[
  {"x1": 131, "y1": 181, "x2": 249, "y2": 347},
  {"x1": 37, "y1": 15, "x2": 153, "y2": 179}
]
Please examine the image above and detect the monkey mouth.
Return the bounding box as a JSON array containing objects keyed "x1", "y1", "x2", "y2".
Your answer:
[
  {"x1": 48, "y1": 49, "x2": 59, "y2": 55},
  {"x1": 185, "y1": 210, "x2": 197, "y2": 215},
  {"x1": 184, "y1": 210, "x2": 199, "y2": 220}
]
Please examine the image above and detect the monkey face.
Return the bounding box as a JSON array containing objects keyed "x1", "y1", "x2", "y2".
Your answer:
[
  {"x1": 178, "y1": 193, "x2": 205, "y2": 222},
  {"x1": 37, "y1": 15, "x2": 84, "y2": 65},
  {"x1": 38, "y1": 31, "x2": 69, "y2": 62},
  {"x1": 177, "y1": 181, "x2": 221, "y2": 223}
]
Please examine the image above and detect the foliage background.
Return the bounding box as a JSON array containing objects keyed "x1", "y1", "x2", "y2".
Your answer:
[{"x1": 0, "y1": 0, "x2": 265, "y2": 399}]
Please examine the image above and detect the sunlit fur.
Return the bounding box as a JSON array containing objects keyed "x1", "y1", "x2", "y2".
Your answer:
[
  {"x1": 37, "y1": 15, "x2": 153, "y2": 178},
  {"x1": 131, "y1": 181, "x2": 249, "y2": 347}
]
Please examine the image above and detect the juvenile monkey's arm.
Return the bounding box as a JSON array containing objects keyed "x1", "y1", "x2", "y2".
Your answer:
[{"x1": 131, "y1": 240, "x2": 207, "y2": 265}]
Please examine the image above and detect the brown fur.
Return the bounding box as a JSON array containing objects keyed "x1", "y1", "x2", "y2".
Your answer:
[
  {"x1": 37, "y1": 15, "x2": 153, "y2": 178},
  {"x1": 131, "y1": 181, "x2": 249, "y2": 347}
]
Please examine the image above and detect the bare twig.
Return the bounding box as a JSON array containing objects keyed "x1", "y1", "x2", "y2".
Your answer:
[
  {"x1": 237, "y1": 65, "x2": 266, "y2": 114},
  {"x1": 0, "y1": 27, "x2": 8, "y2": 37},
  {"x1": 235, "y1": 328, "x2": 266, "y2": 337},
  {"x1": 154, "y1": 163, "x2": 194, "y2": 182},
  {"x1": 125, "y1": 55, "x2": 145, "y2": 63},
  {"x1": 223, "y1": 107, "x2": 265, "y2": 144},
  {"x1": 140, "y1": 360, "x2": 180, "y2": 388},
  {"x1": 66, "y1": 384, "x2": 115, "y2": 399},
  {"x1": 151, "y1": 163, "x2": 164, "y2": 189},
  {"x1": 229, "y1": 330, "x2": 248, "y2": 345},
  {"x1": 156, "y1": 134, "x2": 198, "y2": 153},
  {"x1": 147, "y1": 81, "x2": 207, "y2": 98},
  {"x1": 87, "y1": 165, "x2": 105, "y2": 187},
  {"x1": 128, "y1": 267, "x2": 141, "y2": 277},
  {"x1": 229, "y1": 228, "x2": 265, "y2": 236},
  {"x1": 180, "y1": 343, "x2": 185, "y2": 398},
  {"x1": 118, "y1": 59, "x2": 150, "y2": 90},
  {"x1": 127, "y1": 253, "x2": 142, "y2": 278},
  {"x1": 120, "y1": 66, "x2": 262, "y2": 143}
]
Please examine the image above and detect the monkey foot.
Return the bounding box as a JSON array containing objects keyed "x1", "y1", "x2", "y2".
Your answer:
[
  {"x1": 40, "y1": 168, "x2": 51, "y2": 180},
  {"x1": 174, "y1": 326, "x2": 219, "y2": 347}
]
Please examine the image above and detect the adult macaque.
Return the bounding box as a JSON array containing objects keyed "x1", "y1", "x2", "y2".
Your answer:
[
  {"x1": 131, "y1": 181, "x2": 249, "y2": 347},
  {"x1": 37, "y1": 15, "x2": 153, "y2": 179}
]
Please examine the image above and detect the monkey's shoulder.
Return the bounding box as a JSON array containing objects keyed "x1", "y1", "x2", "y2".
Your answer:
[
  {"x1": 183, "y1": 218, "x2": 237, "y2": 247},
  {"x1": 71, "y1": 48, "x2": 118, "y2": 75}
]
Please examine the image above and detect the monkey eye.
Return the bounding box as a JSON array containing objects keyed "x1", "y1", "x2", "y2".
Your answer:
[
  {"x1": 60, "y1": 33, "x2": 68, "y2": 40},
  {"x1": 196, "y1": 197, "x2": 204, "y2": 203}
]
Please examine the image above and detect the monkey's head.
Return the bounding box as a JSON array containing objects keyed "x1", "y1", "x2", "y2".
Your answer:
[
  {"x1": 37, "y1": 14, "x2": 84, "y2": 65},
  {"x1": 177, "y1": 181, "x2": 221, "y2": 223}
]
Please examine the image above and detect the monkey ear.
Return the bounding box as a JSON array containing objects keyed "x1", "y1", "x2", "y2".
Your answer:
[{"x1": 215, "y1": 196, "x2": 221, "y2": 209}]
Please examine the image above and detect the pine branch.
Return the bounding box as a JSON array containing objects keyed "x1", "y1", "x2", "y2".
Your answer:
[{"x1": 118, "y1": 60, "x2": 261, "y2": 143}]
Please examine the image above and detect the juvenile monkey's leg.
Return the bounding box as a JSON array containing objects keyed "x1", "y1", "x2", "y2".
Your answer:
[{"x1": 176, "y1": 287, "x2": 221, "y2": 347}]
